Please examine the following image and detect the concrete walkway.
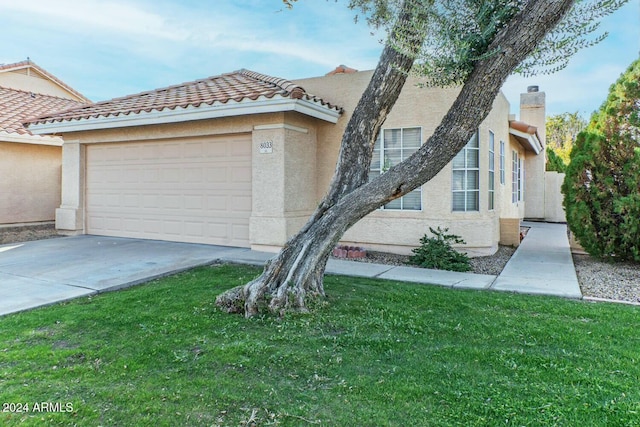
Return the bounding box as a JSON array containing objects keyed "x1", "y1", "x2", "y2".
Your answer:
[
  {"x1": 0, "y1": 221, "x2": 580, "y2": 316},
  {"x1": 490, "y1": 221, "x2": 582, "y2": 298}
]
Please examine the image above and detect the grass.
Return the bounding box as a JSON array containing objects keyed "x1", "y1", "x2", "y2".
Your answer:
[{"x1": 1, "y1": 264, "x2": 639, "y2": 426}]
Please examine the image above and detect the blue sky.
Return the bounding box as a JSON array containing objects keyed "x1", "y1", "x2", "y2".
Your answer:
[{"x1": 1, "y1": 0, "x2": 638, "y2": 118}]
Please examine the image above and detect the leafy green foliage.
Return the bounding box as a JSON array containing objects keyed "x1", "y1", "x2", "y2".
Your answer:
[
  {"x1": 562, "y1": 58, "x2": 640, "y2": 261},
  {"x1": 517, "y1": 0, "x2": 628, "y2": 77},
  {"x1": 408, "y1": 226, "x2": 472, "y2": 271},
  {"x1": 546, "y1": 145, "x2": 567, "y2": 172},
  {"x1": 345, "y1": 0, "x2": 626, "y2": 85},
  {"x1": 546, "y1": 111, "x2": 588, "y2": 172},
  {"x1": 547, "y1": 112, "x2": 588, "y2": 151},
  {"x1": 546, "y1": 112, "x2": 588, "y2": 172}
]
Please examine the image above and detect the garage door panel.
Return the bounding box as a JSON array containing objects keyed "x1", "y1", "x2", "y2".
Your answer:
[
  {"x1": 230, "y1": 140, "x2": 252, "y2": 156},
  {"x1": 123, "y1": 218, "x2": 142, "y2": 232},
  {"x1": 231, "y1": 195, "x2": 252, "y2": 212},
  {"x1": 159, "y1": 143, "x2": 182, "y2": 159},
  {"x1": 203, "y1": 141, "x2": 229, "y2": 157},
  {"x1": 122, "y1": 194, "x2": 140, "y2": 208},
  {"x1": 183, "y1": 142, "x2": 204, "y2": 158},
  {"x1": 232, "y1": 167, "x2": 252, "y2": 183},
  {"x1": 86, "y1": 134, "x2": 252, "y2": 247},
  {"x1": 184, "y1": 195, "x2": 204, "y2": 210},
  {"x1": 207, "y1": 168, "x2": 228, "y2": 183}
]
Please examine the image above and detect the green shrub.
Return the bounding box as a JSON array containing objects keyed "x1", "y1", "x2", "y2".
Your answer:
[
  {"x1": 408, "y1": 227, "x2": 471, "y2": 272},
  {"x1": 562, "y1": 58, "x2": 640, "y2": 261}
]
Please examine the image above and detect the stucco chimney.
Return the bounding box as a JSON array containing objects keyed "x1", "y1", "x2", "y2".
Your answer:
[
  {"x1": 520, "y1": 86, "x2": 546, "y2": 220},
  {"x1": 520, "y1": 86, "x2": 546, "y2": 144}
]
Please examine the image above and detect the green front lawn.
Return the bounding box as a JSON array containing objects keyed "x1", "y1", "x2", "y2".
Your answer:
[{"x1": 1, "y1": 264, "x2": 639, "y2": 426}]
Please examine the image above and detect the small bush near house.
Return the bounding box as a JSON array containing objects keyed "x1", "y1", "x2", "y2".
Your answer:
[
  {"x1": 562, "y1": 58, "x2": 640, "y2": 262},
  {"x1": 408, "y1": 226, "x2": 472, "y2": 272}
]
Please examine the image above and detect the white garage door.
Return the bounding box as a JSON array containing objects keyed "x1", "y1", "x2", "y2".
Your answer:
[{"x1": 86, "y1": 134, "x2": 252, "y2": 247}]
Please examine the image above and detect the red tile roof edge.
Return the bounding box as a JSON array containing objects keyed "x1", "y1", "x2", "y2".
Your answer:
[
  {"x1": 238, "y1": 69, "x2": 343, "y2": 110},
  {"x1": 326, "y1": 64, "x2": 358, "y2": 76},
  {"x1": 1, "y1": 85, "x2": 88, "y2": 136},
  {"x1": 25, "y1": 69, "x2": 343, "y2": 126},
  {"x1": 509, "y1": 120, "x2": 537, "y2": 135}
]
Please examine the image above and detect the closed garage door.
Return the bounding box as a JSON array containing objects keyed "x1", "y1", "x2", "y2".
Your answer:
[{"x1": 85, "y1": 134, "x2": 252, "y2": 247}]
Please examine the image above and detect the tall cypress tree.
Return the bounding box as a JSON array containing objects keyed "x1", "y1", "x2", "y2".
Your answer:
[{"x1": 562, "y1": 58, "x2": 640, "y2": 261}]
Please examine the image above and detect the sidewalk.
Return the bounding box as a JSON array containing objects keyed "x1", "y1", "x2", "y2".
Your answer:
[
  {"x1": 490, "y1": 221, "x2": 582, "y2": 298},
  {"x1": 223, "y1": 221, "x2": 582, "y2": 299},
  {"x1": 222, "y1": 249, "x2": 497, "y2": 290}
]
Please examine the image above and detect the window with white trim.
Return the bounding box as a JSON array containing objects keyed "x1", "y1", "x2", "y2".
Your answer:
[
  {"x1": 499, "y1": 140, "x2": 505, "y2": 185},
  {"x1": 452, "y1": 132, "x2": 480, "y2": 211},
  {"x1": 370, "y1": 127, "x2": 422, "y2": 210},
  {"x1": 512, "y1": 150, "x2": 523, "y2": 203},
  {"x1": 488, "y1": 131, "x2": 495, "y2": 211},
  {"x1": 519, "y1": 158, "x2": 524, "y2": 201}
]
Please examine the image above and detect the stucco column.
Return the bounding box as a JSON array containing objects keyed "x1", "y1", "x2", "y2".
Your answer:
[
  {"x1": 250, "y1": 124, "x2": 287, "y2": 249},
  {"x1": 520, "y1": 87, "x2": 546, "y2": 219},
  {"x1": 55, "y1": 141, "x2": 85, "y2": 233},
  {"x1": 250, "y1": 122, "x2": 317, "y2": 251}
]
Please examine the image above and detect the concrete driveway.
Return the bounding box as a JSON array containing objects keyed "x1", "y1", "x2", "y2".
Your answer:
[{"x1": 0, "y1": 235, "x2": 259, "y2": 316}]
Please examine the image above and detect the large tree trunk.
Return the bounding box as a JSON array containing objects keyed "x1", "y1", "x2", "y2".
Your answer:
[{"x1": 216, "y1": 0, "x2": 577, "y2": 317}]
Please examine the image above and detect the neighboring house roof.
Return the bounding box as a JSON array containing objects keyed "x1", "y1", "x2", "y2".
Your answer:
[
  {"x1": 26, "y1": 69, "x2": 344, "y2": 134},
  {"x1": 0, "y1": 86, "x2": 87, "y2": 146},
  {"x1": 0, "y1": 60, "x2": 91, "y2": 103},
  {"x1": 326, "y1": 65, "x2": 358, "y2": 75},
  {"x1": 509, "y1": 120, "x2": 543, "y2": 154}
]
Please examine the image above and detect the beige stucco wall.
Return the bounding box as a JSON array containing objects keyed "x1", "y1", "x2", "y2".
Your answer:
[
  {"x1": 0, "y1": 141, "x2": 61, "y2": 224},
  {"x1": 0, "y1": 69, "x2": 85, "y2": 101},
  {"x1": 544, "y1": 171, "x2": 566, "y2": 222},
  {"x1": 296, "y1": 72, "x2": 520, "y2": 256}
]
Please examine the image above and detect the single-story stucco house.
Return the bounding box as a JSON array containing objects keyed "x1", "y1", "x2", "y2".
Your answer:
[
  {"x1": 0, "y1": 60, "x2": 89, "y2": 225},
  {"x1": 26, "y1": 66, "x2": 547, "y2": 256}
]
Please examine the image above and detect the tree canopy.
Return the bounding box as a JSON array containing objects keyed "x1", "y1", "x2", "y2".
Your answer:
[
  {"x1": 313, "y1": 0, "x2": 627, "y2": 85},
  {"x1": 545, "y1": 112, "x2": 588, "y2": 171}
]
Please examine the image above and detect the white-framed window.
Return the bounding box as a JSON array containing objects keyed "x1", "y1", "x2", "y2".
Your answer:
[
  {"x1": 370, "y1": 127, "x2": 422, "y2": 210},
  {"x1": 452, "y1": 132, "x2": 480, "y2": 212},
  {"x1": 499, "y1": 140, "x2": 505, "y2": 185},
  {"x1": 512, "y1": 150, "x2": 523, "y2": 203},
  {"x1": 519, "y1": 158, "x2": 524, "y2": 201},
  {"x1": 488, "y1": 131, "x2": 495, "y2": 211}
]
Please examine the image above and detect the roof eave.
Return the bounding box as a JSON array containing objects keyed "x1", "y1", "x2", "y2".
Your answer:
[
  {"x1": 0, "y1": 132, "x2": 63, "y2": 146},
  {"x1": 27, "y1": 97, "x2": 341, "y2": 135},
  {"x1": 509, "y1": 128, "x2": 543, "y2": 154}
]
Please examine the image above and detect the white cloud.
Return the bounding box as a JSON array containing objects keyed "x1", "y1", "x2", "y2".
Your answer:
[
  {"x1": 0, "y1": 0, "x2": 191, "y2": 41},
  {"x1": 0, "y1": 0, "x2": 381, "y2": 75}
]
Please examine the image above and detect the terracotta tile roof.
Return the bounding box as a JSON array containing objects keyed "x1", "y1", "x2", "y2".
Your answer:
[
  {"x1": 509, "y1": 120, "x2": 537, "y2": 135},
  {"x1": 326, "y1": 64, "x2": 358, "y2": 75},
  {"x1": 0, "y1": 60, "x2": 91, "y2": 103},
  {"x1": 27, "y1": 69, "x2": 343, "y2": 126},
  {"x1": 509, "y1": 120, "x2": 543, "y2": 154},
  {"x1": 0, "y1": 86, "x2": 87, "y2": 136}
]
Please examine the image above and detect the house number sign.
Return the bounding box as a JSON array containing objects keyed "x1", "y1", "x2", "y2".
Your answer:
[{"x1": 259, "y1": 140, "x2": 273, "y2": 154}]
